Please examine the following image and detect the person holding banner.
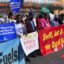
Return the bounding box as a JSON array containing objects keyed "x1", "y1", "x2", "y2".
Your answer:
[
  {"x1": 25, "y1": 15, "x2": 36, "y2": 33},
  {"x1": 15, "y1": 14, "x2": 27, "y2": 38},
  {"x1": 8, "y1": 11, "x2": 13, "y2": 22},
  {"x1": 36, "y1": 14, "x2": 42, "y2": 30},
  {"x1": 25, "y1": 15, "x2": 38, "y2": 62},
  {"x1": 49, "y1": 10, "x2": 55, "y2": 22},
  {"x1": 54, "y1": 16, "x2": 59, "y2": 26},
  {"x1": 8, "y1": 11, "x2": 16, "y2": 23},
  {"x1": 40, "y1": 13, "x2": 51, "y2": 29},
  {"x1": 58, "y1": 14, "x2": 64, "y2": 25},
  {"x1": 50, "y1": 16, "x2": 59, "y2": 27}
]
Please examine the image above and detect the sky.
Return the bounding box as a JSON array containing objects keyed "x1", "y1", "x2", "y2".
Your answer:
[
  {"x1": 0, "y1": 0, "x2": 61, "y2": 4},
  {"x1": 0, "y1": 0, "x2": 58, "y2": 3},
  {"x1": 25, "y1": 0, "x2": 57, "y2": 4},
  {"x1": 0, "y1": 0, "x2": 10, "y2": 2}
]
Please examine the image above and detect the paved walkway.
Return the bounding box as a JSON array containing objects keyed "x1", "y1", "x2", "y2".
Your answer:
[{"x1": 26, "y1": 48, "x2": 64, "y2": 64}]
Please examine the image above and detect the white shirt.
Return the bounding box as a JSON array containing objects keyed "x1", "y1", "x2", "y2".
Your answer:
[
  {"x1": 49, "y1": 13, "x2": 55, "y2": 21},
  {"x1": 33, "y1": 18, "x2": 37, "y2": 27},
  {"x1": 0, "y1": 18, "x2": 4, "y2": 23},
  {"x1": 8, "y1": 19, "x2": 16, "y2": 23}
]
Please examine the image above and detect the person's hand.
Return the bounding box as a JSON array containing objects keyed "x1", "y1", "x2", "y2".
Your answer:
[
  {"x1": 17, "y1": 34, "x2": 21, "y2": 38},
  {"x1": 23, "y1": 32, "x2": 27, "y2": 36}
]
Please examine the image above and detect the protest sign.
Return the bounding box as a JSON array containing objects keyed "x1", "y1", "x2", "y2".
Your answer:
[
  {"x1": 15, "y1": 24, "x2": 23, "y2": 36},
  {"x1": 0, "y1": 23, "x2": 16, "y2": 42},
  {"x1": 41, "y1": 6, "x2": 50, "y2": 13},
  {"x1": 38, "y1": 25, "x2": 64, "y2": 56},
  {"x1": 21, "y1": 32, "x2": 39, "y2": 56},
  {"x1": 10, "y1": 0, "x2": 23, "y2": 14},
  {"x1": 0, "y1": 38, "x2": 25, "y2": 64}
]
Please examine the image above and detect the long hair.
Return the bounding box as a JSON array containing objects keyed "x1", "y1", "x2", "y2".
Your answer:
[{"x1": 15, "y1": 15, "x2": 20, "y2": 24}]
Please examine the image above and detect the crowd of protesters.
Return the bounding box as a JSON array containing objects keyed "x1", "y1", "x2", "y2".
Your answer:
[
  {"x1": 0, "y1": 8, "x2": 64, "y2": 62},
  {"x1": 0, "y1": 9, "x2": 64, "y2": 30}
]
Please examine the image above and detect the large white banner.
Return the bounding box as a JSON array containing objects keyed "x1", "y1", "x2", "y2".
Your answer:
[{"x1": 21, "y1": 32, "x2": 39, "y2": 56}]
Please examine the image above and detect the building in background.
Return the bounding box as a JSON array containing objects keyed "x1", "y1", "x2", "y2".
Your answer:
[
  {"x1": 23, "y1": 0, "x2": 64, "y2": 8},
  {"x1": 0, "y1": 0, "x2": 63, "y2": 15},
  {"x1": 0, "y1": 0, "x2": 10, "y2": 16},
  {"x1": 0, "y1": 0, "x2": 64, "y2": 8}
]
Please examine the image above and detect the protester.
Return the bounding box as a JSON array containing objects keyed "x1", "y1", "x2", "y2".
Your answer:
[
  {"x1": 33, "y1": 15, "x2": 37, "y2": 28},
  {"x1": 49, "y1": 10, "x2": 55, "y2": 22},
  {"x1": 25, "y1": 15, "x2": 37, "y2": 62},
  {"x1": 1, "y1": 7, "x2": 64, "y2": 63},
  {"x1": 15, "y1": 15, "x2": 27, "y2": 38},
  {"x1": 25, "y1": 15, "x2": 36, "y2": 33},
  {"x1": 22, "y1": 15, "x2": 26, "y2": 23},
  {"x1": 36, "y1": 14, "x2": 42, "y2": 30},
  {"x1": 1, "y1": 1, "x2": 64, "y2": 64},
  {"x1": 0, "y1": 15, "x2": 4, "y2": 23},
  {"x1": 62, "y1": 14, "x2": 64, "y2": 24},
  {"x1": 8, "y1": 11, "x2": 13, "y2": 22},
  {"x1": 29, "y1": 8, "x2": 34, "y2": 17},
  {"x1": 40, "y1": 13, "x2": 51, "y2": 30},
  {"x1": 50, "y1": 16, "x2": 59, "y2": 27},
  {"x1": 54, "y1": 16, "x2": 59, "y2": 26},
  {"x1": 58, "y1": 14, "x2": 63, "y2": 25}
]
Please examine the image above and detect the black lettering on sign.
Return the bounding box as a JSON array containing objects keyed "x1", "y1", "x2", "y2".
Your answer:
[
  {"x1": 8, "y1": 53, "x2": 12, "y2": 64},
  {"x1": 0, "y1": 53, "x2": 2, "y2": 64},
  {"x1": 0, "y1": 47, "x2": 19, "y2": 64},
  {"x1": 14, "y1": 51, "x2": 18, "y2": 62},
  {"x1": 12, "y1": 48, "x2": 14, "y2": 63},
  {"x1": 3, "y1": 55, "x2": 8, "y2": 64}
]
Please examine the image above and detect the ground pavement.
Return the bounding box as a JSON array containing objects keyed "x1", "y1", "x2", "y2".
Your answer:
[{"x1": 26, "y1": 48, "x2": 64, "y2": 64}]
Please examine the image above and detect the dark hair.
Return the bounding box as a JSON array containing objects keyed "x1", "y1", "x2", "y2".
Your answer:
[
  {"x1": 15, "y1": 15, "x2": 20, "y2": 24},
  {"x1": 29, "y1": 16, "x2": 33, "y2": 21},
  {"x1": 16, "y1": 15, "x2": 20, "y2": 20},
  {"x1": 44, "y1": 13, "x2": 49, "y2": 19},
  {"x1": 54, "y1": 16, "x2": 58, "y2": 21},
  {"x1": 39, "y1": 15, "x2": 42, "y2": 19},
  {"x1": 8, "y1": 11, "x2": 13, "y2": 18},
  {"x1": 51, "y1": 9, "x2": 54, "y2": 14},
  {"x1": 44, "y1": 13, "x2": 48, "y2": 16}
]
